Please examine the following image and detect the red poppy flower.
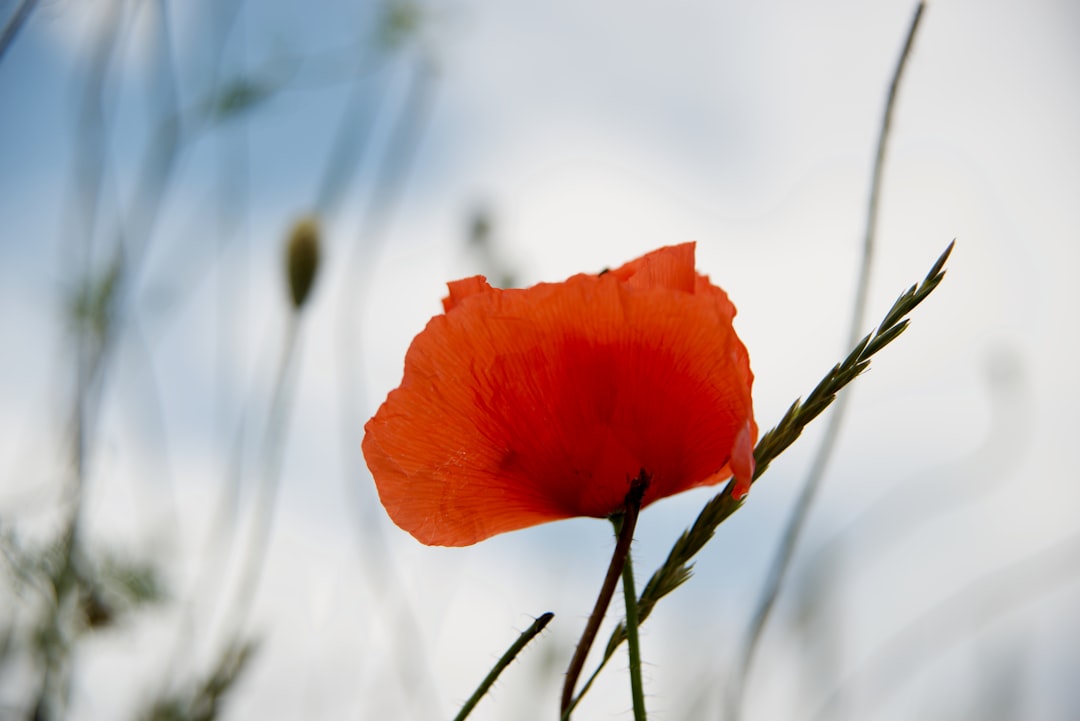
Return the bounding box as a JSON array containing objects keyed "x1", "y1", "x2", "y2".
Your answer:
[{"x1": 362, "y1": 243, "x2": 756, "y2": 546}]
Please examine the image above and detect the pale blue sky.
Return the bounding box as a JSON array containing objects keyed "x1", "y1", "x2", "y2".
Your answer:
[{"x1": 2, "y1": 1, "x2": 1078, "y2": 719}]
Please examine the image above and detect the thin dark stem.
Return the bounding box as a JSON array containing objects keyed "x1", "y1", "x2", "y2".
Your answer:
[
  {"x1": 452, "y1": 613, "x2": 555, "y2": 721},
  {"x1": 727, "y1": 4, "x2": 926, "y2": 719},
  {"x1": 560, "y1": 473, "x2": 649, "y2": 718}
]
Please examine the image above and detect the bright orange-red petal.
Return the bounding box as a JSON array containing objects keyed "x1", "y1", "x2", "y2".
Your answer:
[
  {"x1": 608, "y1": 240, "x2": 697, "y2": 292},
  {"x1": 362, "y1": 243, "x2": 756, "y2": 546},
  {"x1": 442, "y1": 275, "x2": 491, "y2": 312}
]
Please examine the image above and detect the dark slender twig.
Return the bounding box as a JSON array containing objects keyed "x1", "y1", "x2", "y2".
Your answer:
[
  {"x1": 727, "y1": 5, "x2": 926, "y2": 718},
  {"x1": 561, "y1": 474, "x2": 649, "y2": 718},
  {"x1": 452, "y1": 613, "x2": 555, "y2": 721}
]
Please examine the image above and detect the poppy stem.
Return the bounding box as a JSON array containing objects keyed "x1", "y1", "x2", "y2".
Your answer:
[
  {"x1": 620, "y1": 523, "x2": 648, "y2": 721},
  {"x1": 453, "y1": 612, "x2": 555, "y2": 721},
  {"x1": 560, "y1": 472, "x2": 649, "y2": 718}
]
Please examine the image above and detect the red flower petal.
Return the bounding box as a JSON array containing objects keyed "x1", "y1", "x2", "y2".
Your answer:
[{"x1": 363, "y1": 243, "x2": 756, "y2": 546}]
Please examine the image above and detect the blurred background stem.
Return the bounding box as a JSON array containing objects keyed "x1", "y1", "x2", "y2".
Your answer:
[
  {"x1": 213, "y1": 312, "x2": 301, "y2": 646},
  {"x1": 0, "y1": 0, "x2": 38, "y2": 64},
  {"x1": 727, "y1": 4, "x2": 926, "y2": 719},
  {"x1": 809, "y1": 529, "x2": 1080, "y2": 721}
]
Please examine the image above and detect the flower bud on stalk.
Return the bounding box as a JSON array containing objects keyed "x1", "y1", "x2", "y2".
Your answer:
[{"x1": 285, "y1": 217, "x2": 321, "y2": 311}]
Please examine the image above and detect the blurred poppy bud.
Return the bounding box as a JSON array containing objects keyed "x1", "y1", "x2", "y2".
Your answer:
[
  {"x1": 285, "y1": 217, "x2": 321, "y2": 310},
  {"x1": 80, "y1": 586, "x2": 115, "y2": 629}
]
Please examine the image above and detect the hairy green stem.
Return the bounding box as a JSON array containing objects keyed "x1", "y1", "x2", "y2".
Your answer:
[
  {"x1": 453, "y1": 612, "x2": 554, "y2": 721},
  {"x1": 620, "y1": 534, "x2": 647, "y2": 721}
]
